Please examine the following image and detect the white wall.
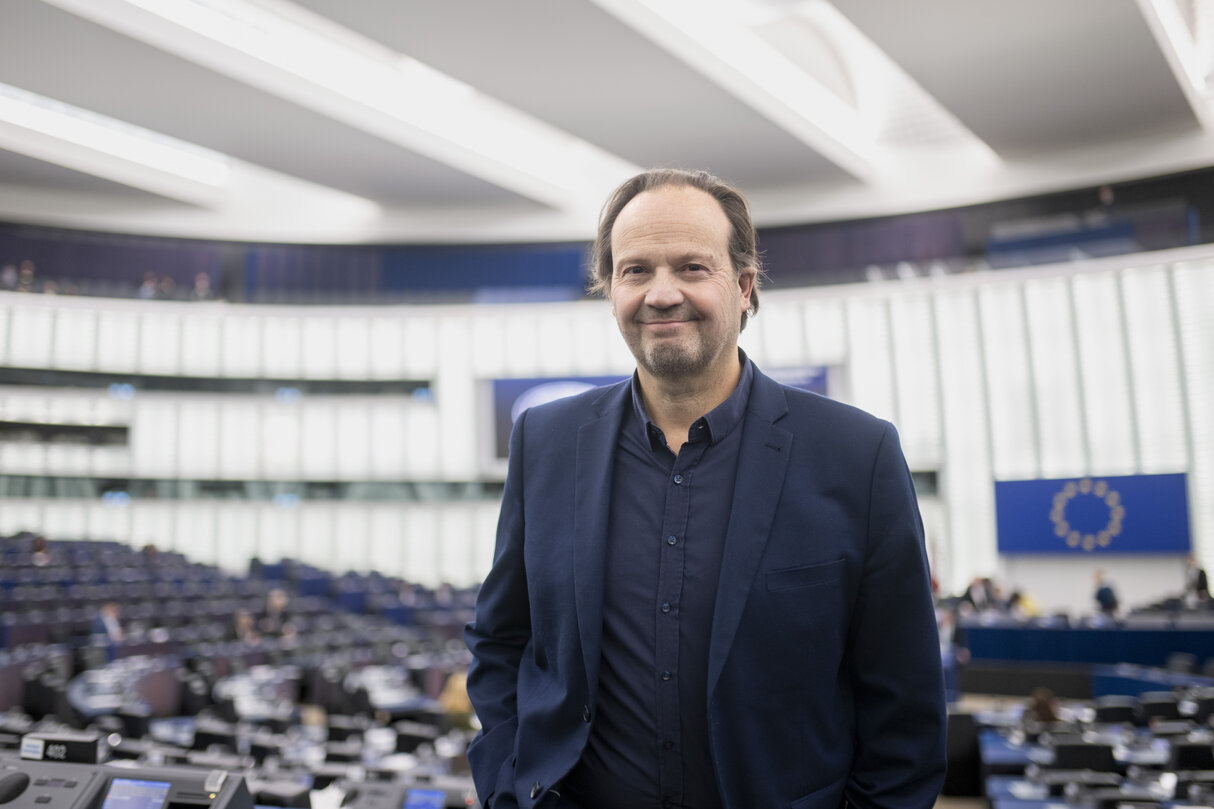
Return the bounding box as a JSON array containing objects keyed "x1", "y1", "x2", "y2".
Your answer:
[
  {"x1": 0, "y1": 244, "x2": 1210, "y2": 606},
  {"x1": 0, "y1": 496, "x2": 501, "y2": 589},
  {"x1": 999, "y1": 556, "x2": 1186, "y2": 617}
]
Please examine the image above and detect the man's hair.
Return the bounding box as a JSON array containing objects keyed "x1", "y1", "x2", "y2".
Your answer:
[{"x1": 588, "y1": 168, "x2": 763, "y2": 330}]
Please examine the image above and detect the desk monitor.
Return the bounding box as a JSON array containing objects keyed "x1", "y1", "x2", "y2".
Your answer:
[
  {"x1": 101, "y1": 779, "x2": 173, "y2": 809},
  {"x1": 401, "y1": 788, "x2": 445, "y2": 809}
]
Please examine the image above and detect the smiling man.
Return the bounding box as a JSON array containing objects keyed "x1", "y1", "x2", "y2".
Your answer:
[{"x1": 465, "y1": 169, "x2": 945, "y2": 809}]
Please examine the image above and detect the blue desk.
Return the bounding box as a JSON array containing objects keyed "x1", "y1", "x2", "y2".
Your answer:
[
  {"x1": 1091, "y1": 664, "x2": 1214, "y2": 697},
  {"x1": 978, "y1": 727, "x2": 1170, "y2": 778},
  {"x1": 980, "y1": 729, "x2": 1032, "y2": 775},
  {"x1": 987, "y1": 776, "x2": 1048, "y2": 801},
  {"x1": 991, "y1": 800, "x2": 1070, "y2": 809},
  {"x1": 964, "y1": 624, "x2": 1214, "y2": 667}
]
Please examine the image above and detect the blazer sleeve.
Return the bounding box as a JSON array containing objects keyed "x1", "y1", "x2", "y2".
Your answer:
[
  {"x1": 844, "y1": 422, "x2": 947, "y2": 809},
  {"x1": 464, "y1": 410, "x2": 533, "y2": 807}
]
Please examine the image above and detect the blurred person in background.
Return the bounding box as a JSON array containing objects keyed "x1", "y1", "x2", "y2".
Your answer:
[
  {"x1": 1026, "y1": 687, "x2": 1060, "y2": 724},
  {"x1": 259, "y1": 587, "x2": 294, "y2": 637},
  {"x1": 190, "y1": 271, "x2": 215, "y2": 301},
  {"x1": 230, "y1": 609, "x2": 262, "y2": 646},
  {"x1": 92, "y1": 600, "x2": 125, "y2": 661},
  {"x1": 30, "y1": 534, "x2": 51, "y2": 567},
  {"x1": 17, "y1": 260, "x2": 36, "y2": 292},
  {"x1": 1094, "y1": 570, "x2": 1120, "y2": 618},
  {"x1": 1186, "y1": 554, "x2": 1209, "y2": 606},
  {"x1": 137, "y1": 272, "x2": 158, "y2": 299}
]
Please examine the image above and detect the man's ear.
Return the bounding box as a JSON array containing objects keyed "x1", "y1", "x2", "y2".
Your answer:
[{"x1": 738, "y1": 267, "x2": 756, "y2": 310}]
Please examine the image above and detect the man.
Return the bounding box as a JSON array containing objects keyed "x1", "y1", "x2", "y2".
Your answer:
[
  {"x1": 962, "y1": 575, "x2": 997, "y2": 612},
  {"x1": 465, "y1": 169, "x2": 945, "y2": 809},
  {"x1": 91, "y1": 600, "x2": 126, "y2": 662},
  {"x1": 1093, "y1": 570, "x2": 1119, "y2": 617},
  {"x1": 1185, "y1": 554, "x2": 1209, "y2": 605}
]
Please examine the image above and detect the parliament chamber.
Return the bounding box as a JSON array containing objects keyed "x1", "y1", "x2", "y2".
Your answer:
[
  {"x1": 3, "y1": 3, "x2": 1214, "y2": 807},
  {"x1": 1, "y1": 531, "x2": 479, "y2": 808}
]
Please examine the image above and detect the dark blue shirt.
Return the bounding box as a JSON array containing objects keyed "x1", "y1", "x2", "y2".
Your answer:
[{"x1": 563, "y1": 356, "x2": 754, "y2": 809}]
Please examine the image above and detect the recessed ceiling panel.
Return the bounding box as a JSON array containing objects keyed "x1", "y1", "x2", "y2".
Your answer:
[
  {"x1": 830, "y1": 0, "x2": 1199, "y2": 156},
  {"x1": 1, "y1": 0, "x2": 1213, "y2": 241},
  {"x1": 0, "y1": 0, "x2": 540, "y2": 208},
  {"x1": 0, "y1": 148, "x2": 176, "y2": 200},
  {"x1": 292, "y1": 0, "x2": 855, "y2": 191}
]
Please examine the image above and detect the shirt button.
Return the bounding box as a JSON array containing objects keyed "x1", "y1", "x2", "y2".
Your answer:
[
  {"x1": 662, "y1": 740, "x2": 675, "y2": 750},
  {"x1": 666, "y1": 535, "x2": 677, "y2": 546},
  {"x1": 672, "y1": 474, "x2": 683, "y2": 484},
  {"x1": 661, "y1": 602, "x2": 671, "y2": 613},
  {"x1": 661, "y1": 670, "x2": 671, "y2": 681},
  {"x1": 582, "y1": 705, "x2": 592, "y2": 722}
]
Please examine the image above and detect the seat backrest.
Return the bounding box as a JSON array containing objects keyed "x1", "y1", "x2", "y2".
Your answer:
[
  {"x1": 1140, "y1": 696, "x2": 1181, "y2": 723},
  {"x1": 1172, "y1": 741, "x2": 1214, "y2": 771},
  {"x1": 1194, "y1": 696, "x2": 1214, "y2": 724},
  {"x1": 1050, "y1": 742, "x2": 1117, "y2": 772},
  {"x1": 1093, "y1": 697, "x2": 1138, "y2": 724}
]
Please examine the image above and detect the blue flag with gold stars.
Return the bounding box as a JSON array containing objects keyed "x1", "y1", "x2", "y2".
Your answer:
[{"x1": 995, "y1": 473, "x2": 1190, "y2": 554}]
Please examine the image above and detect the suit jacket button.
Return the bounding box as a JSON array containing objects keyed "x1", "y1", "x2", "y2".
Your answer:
[
  {"x1": 582, "y1": 705, "x2": 592, "y2": 722},
  {"x1": 530, "y1": 781, "x2": 542, "y2": 799}
]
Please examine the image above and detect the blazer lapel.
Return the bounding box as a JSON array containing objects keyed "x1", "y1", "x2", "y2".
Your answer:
[
  {"x1": 573, "y1": 382, "x2": 629, "y2": 697},
  {"x1": 707, "y1": 373, "x2": 792, "y2": 700}
]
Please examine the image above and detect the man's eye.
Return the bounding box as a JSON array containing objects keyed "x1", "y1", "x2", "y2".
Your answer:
[
  {"x1": 686, "y1": 264, "x2": 706, "y2": 272},
  {"x1": 622, "y1": 266, "x2": 645, "y2": 275}
]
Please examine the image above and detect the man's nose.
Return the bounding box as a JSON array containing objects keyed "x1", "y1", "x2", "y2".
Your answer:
[{"x1": 644, "y1": 268, "x2": 683, "y2": 308}]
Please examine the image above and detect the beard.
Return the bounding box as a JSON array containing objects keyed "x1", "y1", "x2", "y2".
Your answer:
[
  {"x1": 620, "y1": 316, "x2": 723, "y2": 381},
  {"x1": 637, "y1": 337, "x2": 714, "y2": 379},
  {"x1": 617, "y1": 300, "x2": 738, "y2": 382}
]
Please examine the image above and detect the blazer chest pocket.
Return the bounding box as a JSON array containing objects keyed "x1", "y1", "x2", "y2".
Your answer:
[{"x1": 766, "y1": 558, "x2": 844, "y2": 593}]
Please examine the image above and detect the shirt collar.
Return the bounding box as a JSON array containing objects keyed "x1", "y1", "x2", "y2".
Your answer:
[{"x1": 630, "y1": 349, "x2": 754, "y2": 450}]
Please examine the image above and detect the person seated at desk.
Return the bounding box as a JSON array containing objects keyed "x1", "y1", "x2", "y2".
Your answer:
[
  {"x1": 1026, "y1": 687, "x2": 1060, "y2": 726},
  {"x1": 230, "y1": 609, "x2": 262, "y2": 646},
  {"x1": 30, "y1": 534, "x2": 51, "y2": 567},
  {"x1": 258, "y1": 587, "x2": 295, "y2": 637},
  {"x1": 1020, "y1": 687, "x2": 1092, "y2": 741},
  {"x1": 91, "y1": 600, "x2": 125, "y2": 661},
  {"x1": 938, "y1": 606, "x2": 970, "y2": 662},
  {"x1": 964, "y1": 575, "x2": 999, "y2": 612},
  {"x1": 1186, "y1": 554, "x2": 1209, "y2": 607},
  {"x1": 1007, "y1": 589, "x2": 1042, "y2": 620},
  {"x1": 1094, "y1": 570, "x2": 1120, "y2": 618}
]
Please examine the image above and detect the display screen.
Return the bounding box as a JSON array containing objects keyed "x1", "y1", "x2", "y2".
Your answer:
[
  {"x1": 101, "y1": 779, "x2": 172, "y2": 809},
  {"x1": 402, "y1": 788, "x2": 446, "y2": 809}
]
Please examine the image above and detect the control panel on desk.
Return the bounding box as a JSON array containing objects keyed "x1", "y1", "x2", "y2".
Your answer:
[{"x1": 0, "y1": 757, "x2": 252, "y2": 809}]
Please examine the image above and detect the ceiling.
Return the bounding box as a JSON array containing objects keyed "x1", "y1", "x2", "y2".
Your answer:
[{"x1": 0, "y1": 0, "x2": 1212, "y2": 244}]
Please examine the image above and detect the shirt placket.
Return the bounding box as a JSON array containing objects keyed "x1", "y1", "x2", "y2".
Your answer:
[{"x1": 654, "y1": 438, "x2": 705, "y2": 809}]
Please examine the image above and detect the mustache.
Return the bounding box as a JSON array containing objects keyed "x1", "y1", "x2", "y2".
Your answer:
[{"x1": 635, "y1": 306, "x2": 700, "y2": 324}]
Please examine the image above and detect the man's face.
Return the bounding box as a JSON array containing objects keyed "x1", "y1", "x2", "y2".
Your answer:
[{"x1": 609, "y1": 185, "x2": 754, "y2": 384}]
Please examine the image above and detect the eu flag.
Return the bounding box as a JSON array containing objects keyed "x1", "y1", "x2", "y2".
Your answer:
[{"x1": 995, "y1": 473, "x2": 1190, "y2": 554}]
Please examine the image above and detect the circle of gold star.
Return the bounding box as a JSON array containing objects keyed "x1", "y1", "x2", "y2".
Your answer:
[{"x1": 1050, "y1": 477, "x2": 1124, "y2": 551}]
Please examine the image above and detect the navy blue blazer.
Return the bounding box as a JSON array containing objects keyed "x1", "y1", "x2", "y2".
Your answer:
[{"x1": 465, "y1": 367, "x2": 946, "y2": 809}]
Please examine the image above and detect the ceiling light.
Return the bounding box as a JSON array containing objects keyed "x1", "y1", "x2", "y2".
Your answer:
[
  {"x1": 596, "y1": 0, "x2": 880, "y2": 179},
  {"x1": 42, "y1": 0, "x2": 637, "y2": 211},
  {"x1": 1136, "y1": 0, "x2": 1214, "y2": 127},
  {"x1": 0, "y1": 81, "x2": 230, "y2": 205}
]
